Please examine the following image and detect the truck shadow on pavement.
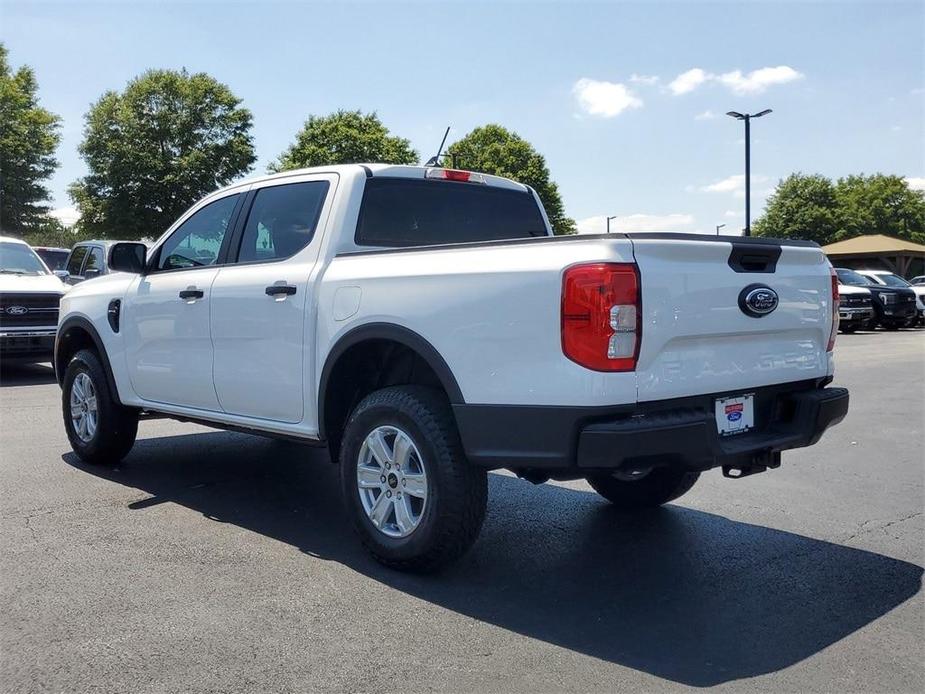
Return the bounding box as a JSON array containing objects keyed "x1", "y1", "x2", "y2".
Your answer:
[
  {"x1": 0, "y1": 362, "x2": 57, "y2": 387},
  {"x1": 65, "y1": 430, "x2": 923, "y2": 688}
]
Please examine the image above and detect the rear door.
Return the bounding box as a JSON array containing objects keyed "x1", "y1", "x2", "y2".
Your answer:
[
  {"x1": 210, "y1": 174, "x2": 335, "y2": 423},
  {"x1": 630, "y1": 235, "x2": 833, "y2": 402}
]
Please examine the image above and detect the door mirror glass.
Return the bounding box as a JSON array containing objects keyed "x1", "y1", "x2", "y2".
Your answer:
[
  {"x1": 53, "y1": 270, "x2": 70, "y2": 281},
  {"x1": 109, "y1": 242, "x2": 147, "y2": 274}
]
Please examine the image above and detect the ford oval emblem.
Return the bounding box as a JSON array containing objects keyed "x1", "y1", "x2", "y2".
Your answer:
[
  {"x1": 5, "y1": 305, "x2": 28, "y2": 315},
  {"x1": 738, "y1": 285, "x2": 779, "y2": 317}
]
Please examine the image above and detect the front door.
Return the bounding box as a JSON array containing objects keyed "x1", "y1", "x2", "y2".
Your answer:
[
  {"x1": 210, "y1": 176, "x2": 334, "y2": 423},
  {"x1": 122, "y1": 192, "x2": 242, "y2": 411}
]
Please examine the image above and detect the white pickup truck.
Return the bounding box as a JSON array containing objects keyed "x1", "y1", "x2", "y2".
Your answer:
[{"x1": 56, "y1": 164, "x2": 849, "y2": 571}]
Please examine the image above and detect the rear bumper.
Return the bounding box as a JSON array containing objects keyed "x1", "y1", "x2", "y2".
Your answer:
[
  {"x1": 454, "y1": 380, "x2": 848, "y2": 473},
  {"x1": 0, "y1": 330, "x2": 56, "y2": 361},
  {"x1": 577, "y1": 386, "x2": 848, "y2": 473}
]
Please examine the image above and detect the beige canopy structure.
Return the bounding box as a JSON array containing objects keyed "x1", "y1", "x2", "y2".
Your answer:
[{"x1": 822, "y1": 234, "x2": 925, "y2": 278}]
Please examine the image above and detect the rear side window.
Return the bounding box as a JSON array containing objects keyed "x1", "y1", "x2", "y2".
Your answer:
[
  {"x1": 66, "y1": 246, "x2": 88, "y2": 275},
  {"x1": 355, "y1": 178, "x2": 548, "y2": 247},
  {"x1": 236, "y1": 181, "x2": 330, "y2": 263}
]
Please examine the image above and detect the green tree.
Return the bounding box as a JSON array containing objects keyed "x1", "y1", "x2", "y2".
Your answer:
[
  {"x1": 833, "y1": 174, "x2": 925, "y2": 244},
  {"x1": 271, "y1": 110, "x2": 417, "y2": 171},
  {"x1": 69, "y1": 69, "x2": 255, "y2": 239},
  {"x1": 446, "y1": 124, "x2": 575, "y2": 235},
  {"x1": 753, "y1": 173, "x2": 841, "y2": 244},
  {"x1": 0, "y1": 44, "x2": 61, "y2": 232},
  {"x1": 21, "y1": 217, "x2": 91, "y2": 249}
]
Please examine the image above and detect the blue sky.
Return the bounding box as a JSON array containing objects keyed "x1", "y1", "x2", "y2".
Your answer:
[{"x1": 3, "y1": 0, "x2": 923, "y2": 235}]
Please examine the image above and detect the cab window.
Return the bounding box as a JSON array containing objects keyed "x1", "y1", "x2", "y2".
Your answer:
[
  {"x1": 66, "y1": 246, "x2": 89, "y2": 275},
  {"x1": 236, "y1": 181, "x2": 330, "y2": 263},
  {"x1": 156, "y1": 194, "x2": 240, "y2": 271},
  {"x1": 84, "y1": 247, "x2": 104, "y2": 276}
]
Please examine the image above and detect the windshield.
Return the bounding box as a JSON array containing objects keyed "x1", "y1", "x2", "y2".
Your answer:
[
  {"x1": 870, "y1": 273, "x2": 911, "y2": 288},
  {"x1": 0, "y1": 242, "x2": 49, "y2": 275},
  {"x1": 836, "y1": 269, "x2": 873, "y2": 287},
  {"x1": 35, "y1": 248, "x2": 70, "y2": 271}
]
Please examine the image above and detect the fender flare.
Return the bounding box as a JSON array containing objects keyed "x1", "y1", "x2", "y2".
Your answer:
[
  {"x1": 55, "y1": 316, "x2": 122, "y2": 404},
  {"x1": 317, "y1": 322, "x2": 464, "y2": 439}
]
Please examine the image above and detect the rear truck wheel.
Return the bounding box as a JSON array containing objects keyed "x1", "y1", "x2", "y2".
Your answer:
[
  {"x1": 62, "y1": 349, "x2": 138, "y2": 465},
  {"x1": 339, "y1": 386, "x2": 487, "y2": 572},
  {"x1": 586, "y1": 467, "x2": 700, "y2": 509}
]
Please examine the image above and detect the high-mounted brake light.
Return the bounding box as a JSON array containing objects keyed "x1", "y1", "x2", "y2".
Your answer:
[
  {"x1": 561, "y1": 263, "x2": 640, "y2": 371},
  {"x1": 424, "y1": 168, "x2": 485, "y2": 184},
  {"x1": 827, "y1": 265, "x2": 839, "y2": 352}
]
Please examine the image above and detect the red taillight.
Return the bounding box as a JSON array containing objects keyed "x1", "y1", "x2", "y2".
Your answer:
[
  {"x1": 561, "y1": 263, "x2": 640, "y2": 371},
  {"x1": 827, "y1": 265, "x2": 839, "y2": 352},
  {"x1": 424, "y1": 168, "x2": 485, "y2": 183}
]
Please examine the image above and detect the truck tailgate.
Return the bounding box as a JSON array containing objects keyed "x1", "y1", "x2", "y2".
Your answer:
[{"x1": 630, "y1": 235, "x2": 834, "y2": 402}]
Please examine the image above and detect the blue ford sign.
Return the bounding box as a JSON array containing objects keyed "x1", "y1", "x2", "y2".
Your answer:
[{"x1": 738, "y1": 285, "x2": 779, "y2": 317}]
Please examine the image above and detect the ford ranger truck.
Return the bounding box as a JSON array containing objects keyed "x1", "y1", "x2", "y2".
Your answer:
[{"x1": 55, "y1": 164, "x2": 849, "y2": 571}]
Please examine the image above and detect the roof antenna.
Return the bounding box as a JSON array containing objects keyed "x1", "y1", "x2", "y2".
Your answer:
[{"x1": 424, "y1": 126, "x2": 450, "y2": 167}]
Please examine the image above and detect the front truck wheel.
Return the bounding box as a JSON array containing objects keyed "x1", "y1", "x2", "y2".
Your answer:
[
  {"x1": 62, "y1": 349, "x2": 138, "y2": 465},
  {"x1": 339, "y1": 386, "x2": 487, "y2": 572},
  {"x1": 586, "y1": 467, "x2": 700, "y2": 509}
]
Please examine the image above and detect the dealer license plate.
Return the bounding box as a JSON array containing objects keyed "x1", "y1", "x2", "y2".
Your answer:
[{"x1": 715, "y1": 394, "x2": 754, "y2": 436}]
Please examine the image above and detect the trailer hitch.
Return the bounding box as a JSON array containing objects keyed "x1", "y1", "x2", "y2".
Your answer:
[{"x1": 722, "y1": 451, "x2": 781, "y2": 479}]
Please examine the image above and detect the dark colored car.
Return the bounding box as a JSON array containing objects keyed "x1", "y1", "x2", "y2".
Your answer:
[
  {"x1": 835, "y1": 268, "x2": 917, "y2": 330},
  {"x1": 33, "y1": 246, "x2": 70, "y2": 272}
]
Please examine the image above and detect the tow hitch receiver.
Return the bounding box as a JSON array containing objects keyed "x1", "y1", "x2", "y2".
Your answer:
[{"x1": 722, "y1": 451, "x2": 782, "y2": 479}]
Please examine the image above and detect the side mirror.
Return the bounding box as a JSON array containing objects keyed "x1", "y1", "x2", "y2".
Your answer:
[
  {"x1": 53, "y1": 270, "x2": 70, "y2": 282},
  {"x1": 109, "y1": 242, "x2": 147, "y2": 274}
]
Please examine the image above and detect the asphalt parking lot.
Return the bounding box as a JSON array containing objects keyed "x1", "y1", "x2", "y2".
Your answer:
[{"x1": 1, "y1": 330, "x2": 922, "y2": 693}]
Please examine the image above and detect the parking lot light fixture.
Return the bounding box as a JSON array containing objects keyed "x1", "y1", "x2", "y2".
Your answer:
[
  {"x1": 606, "y1": 215, "x2": 617, "y2": 234},
  {"x1": 716, "y1": 223, "x2": 726, "y2": 235},
  {"x1": 726, "y1": 109, "x2": 773, "y2": 236}
]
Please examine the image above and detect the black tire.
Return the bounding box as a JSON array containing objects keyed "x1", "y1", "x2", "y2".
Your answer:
[
  {"x1": 883, "y1": 321, "x2": 902, "y2": 331},
  {"x1": 840, "y1": 324, "x2": 857, "y2": 334},
  {"x1": 62, "y1": 349, "x2": 138, "y2": 465},
  {"x1": 339, "y1": 385, "x2": 487, "y2": 572},
  {"x1": 586, "y1": 467, "x2": 700, "y2": 510}
]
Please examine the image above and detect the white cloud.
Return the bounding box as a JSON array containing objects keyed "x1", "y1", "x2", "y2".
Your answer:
[
  {"x1": 668, "y1": 68, "x2": 711, "y2": 95},
  {"x1": 702, "y1": 174, "x2": 769, "y2": 195},
  {"x1": 906, "y1": 177, "x2": 925, "y2": 191},
  {"x1": 572, "y1": 78, "x2": 643, "y2": 117},
  {"x1": 703, "y1": 174, "x2": 746, "y2": 193},
  {"x1": 629, "y1": 73, "x2": 660, "y2": 86},
  {"x1": 576, "y1": 213, "x2": 695, "y2": 234},
  {"x1": 666, "y1": 65, "x2": 803, "y2": 96},
  {"x1": 48, "y1": 207, "x2": 79, "y2": 227},
  {"x1": 724, "y1": 209, "x2": 741, "y2": 218},
  {"x1": 717, "y1": 65, "x2": 803, "y2": 94},
  {"x1": 694, "y1": 110, "x2": 716, "y2": 120}
]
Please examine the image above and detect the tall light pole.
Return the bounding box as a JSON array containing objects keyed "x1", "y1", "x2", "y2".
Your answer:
[
  {"x1": 715, "y1": 223, "x2": 725, "y2": 235},
  {"x1": 606, "y1": 215, "x2": 617, "y2": 234},
  {"x1": 726, "y1": 109, "x2": 772, "y2": 236}
]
